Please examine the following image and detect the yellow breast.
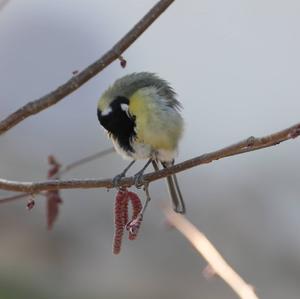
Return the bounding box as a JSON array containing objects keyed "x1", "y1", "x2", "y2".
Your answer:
[{"x1": 129, "y1": 87, "x2": 183, "y2": 151}]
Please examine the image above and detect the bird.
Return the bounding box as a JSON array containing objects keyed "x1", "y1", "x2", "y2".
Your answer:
[{"x1": 97, "y1": 72, "x2": 185, "y2": 213}]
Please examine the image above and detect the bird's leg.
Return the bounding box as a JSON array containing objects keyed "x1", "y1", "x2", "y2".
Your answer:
[
  {"x1": 151, "y1": 160, "x2": 160, "y2": 172},
  {"x1": 140, "y1": 182, "x2": 151, "y2": 216},
  {"x1": 112, "y1": 160, "x2": 136, "y2": 188},
  {"x1": 134, "y1": 159, "x2": 152, "y2": 188}
]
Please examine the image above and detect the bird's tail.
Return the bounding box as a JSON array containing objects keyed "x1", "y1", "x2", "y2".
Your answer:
[{"x1": 160, "y1": 161, "x2": 186, "y2": 214}]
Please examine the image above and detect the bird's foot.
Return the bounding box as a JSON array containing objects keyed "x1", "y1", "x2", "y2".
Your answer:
[
  {"x1": 112, "y1": 172, "x2": 126, "y2": 188},
  {"x1": 133, "y1": 170, "x2": 146, "y2": 189},
  {"x1": 133, "y1": 158, "x2": 152, "y2": 188},
  {"x1": 112, "y1": 160, "x2": 136, "y2": 189}
]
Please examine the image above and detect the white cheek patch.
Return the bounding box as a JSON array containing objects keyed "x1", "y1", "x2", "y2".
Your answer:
[
  {"x1": 120, "y1": 103, "x2": 129, "y2": 112},
  {"x1": 120, "y1": 103, "x2": 131, "y2": 118},
  {"x1": 101, "y1": 106, "x2": 112, "y2": 116}
]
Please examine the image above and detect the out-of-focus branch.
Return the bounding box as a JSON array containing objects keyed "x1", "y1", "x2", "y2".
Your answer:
[
  {"x1": 0, "y1": 122, "x2": 299, "y2": 193},
  {"x1": 0, "y1": 147, "x2": 115, "y2": 204},
  {"x1": 54, "y1": 147, "x2": 115, "y2": 178},
  {"x1": 0, "y1": 0, "x2": 174, "y2": 135},
  {"x1": 164, "y1": 209, "x2": 259, "y2": 299},
  {"x1": 0, "y1": 192, "x2": 37, "y2": 204},
  {"x1": 0, "y1": 0, "x2": 10, "y2": 11}
]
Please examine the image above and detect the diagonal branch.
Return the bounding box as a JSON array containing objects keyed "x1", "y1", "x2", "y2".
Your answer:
[
  {"x1": 0, "y1": 0, "x2": 174, "y2": 135},
  {"x1": 164, "y1": 209, "x2": 260, "y2": 299},
  {"x1": 54, "y1": 147, "x2": 115, "y2": 178},
  {"x1": 0, "y1": 122, "x2": 299, "y2": 193},
  {"x1": 0, "y1": 0, "x2": 10, "y2": 11}
]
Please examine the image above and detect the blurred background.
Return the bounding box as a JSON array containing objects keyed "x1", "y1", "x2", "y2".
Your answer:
[{"x1": 0, "y1": 0, "x2": 300, "y2": 298}]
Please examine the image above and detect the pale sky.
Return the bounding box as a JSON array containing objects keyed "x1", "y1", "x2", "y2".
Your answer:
[{"x1": 0, "y1": 1, "x2": 300, "y2": 298}]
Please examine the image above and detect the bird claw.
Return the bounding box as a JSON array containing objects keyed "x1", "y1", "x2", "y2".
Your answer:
[
  {"x1": 112, "y1": 173, "x2": 125, "y2": 188},
  {"x1": 134, "y1": 172, "x2": 145, "y2": 189}
]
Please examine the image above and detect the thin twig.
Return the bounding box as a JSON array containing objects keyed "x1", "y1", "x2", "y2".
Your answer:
[
  {"x1": 0, "y1": 192, "x2": 35, "y2": 204},
  {"x1": 0, "y1": 122, "x2": 299, "y2": 193},
  {"x1": 0, "y1": 147, "x2": 114, "y2": 203},
  {"x1": 164, "y1": 209, "x2": 259, "y2": 299},
  {"x1": 54, "y1": 147, "x2": 115, "y2": 178},
  {"x1": 0, "y1": 0, "x2": 9, "y2": 11},
  {"x1": 0, "y1": 0, "x2": 174, "y2": 135}
]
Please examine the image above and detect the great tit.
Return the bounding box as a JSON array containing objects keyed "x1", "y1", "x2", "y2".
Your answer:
[{"x1": 97, "y1": 72, "x2": 185, "y2": 213}]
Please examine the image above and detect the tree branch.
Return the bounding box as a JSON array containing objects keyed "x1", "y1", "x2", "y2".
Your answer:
[
  {"x1": 54, "y1": 147, "x2": 115, "y2": 178},
  {"x1": 0, "y1": 0, "x2": 174, "y2": 135},
  {"x1": 0, "y1": 0, "x2": 10, "y2": 11},
  {"x1": 0, "y1": 122, "x2": 299, "y2": 193},
  {"x1": 164, "y1": 209, "x2": 260, "y2": 299},
  {"x1": 0, "y1": 147, "x2": 115, "y2": 203}
]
